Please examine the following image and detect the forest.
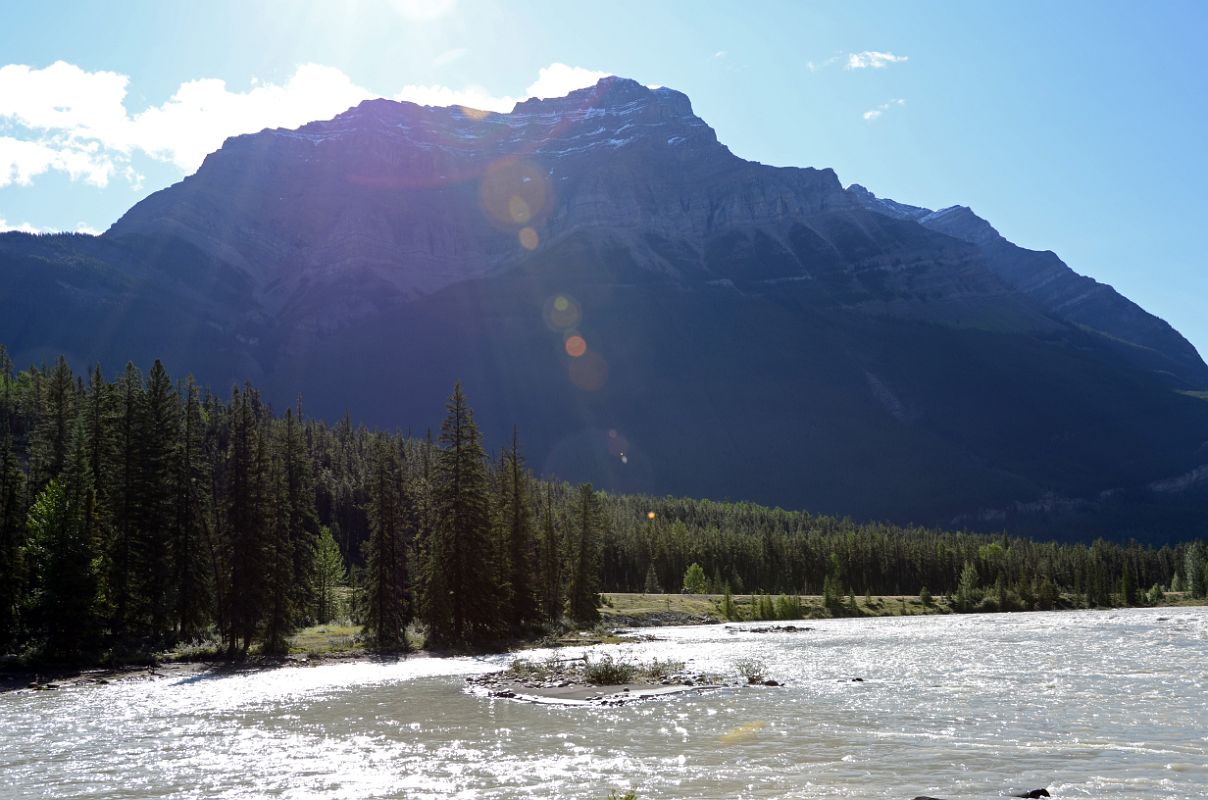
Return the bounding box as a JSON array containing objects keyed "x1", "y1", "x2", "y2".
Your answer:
[{"x1": 0, "y1": 347, "x2": 1205, "y2": 664}]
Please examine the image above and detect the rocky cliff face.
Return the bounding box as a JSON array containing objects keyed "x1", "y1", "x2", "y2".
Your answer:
[
  {"x1": 849, "y1": 184, "x2": 1207, "y2": 386},
  {"x1": 3, "y1": 77, "x2": 1206, "y2": 540}
]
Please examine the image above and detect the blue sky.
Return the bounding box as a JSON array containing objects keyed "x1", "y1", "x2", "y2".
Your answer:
[{"x1": 2, "y1": 0, "x2": 1205, "y2": 357}]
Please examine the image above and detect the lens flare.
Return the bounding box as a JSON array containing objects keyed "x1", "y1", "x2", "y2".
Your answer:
[
  {"x1": 508, "y1": 195, "x2": 532, "y2": 224},
  {"x1": 564, "y1": 334, "x2": 587, "y2": 358},
  {"x1": 568, "y1": 351, "x2": 608, "y2": 391},
  {"x1": 647, "y1": 511, "x2": 657, "y2": 521},
  {"x1": 479, "y1": 159, "x2": 549, "y2": 230},
  {"x1": 518, "y1": 226, "x2": 539, "y2": 250},
  {"x1": 543, "y1": 295, "x2": 581, "y2": 330},
  {"x1": 458, "y1": 105, "x2": 491, "y2": 121}
]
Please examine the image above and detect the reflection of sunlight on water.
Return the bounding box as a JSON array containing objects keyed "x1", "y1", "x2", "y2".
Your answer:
[{"x1": 2, "y1": 608, "x2": 1206, "y2": 799}]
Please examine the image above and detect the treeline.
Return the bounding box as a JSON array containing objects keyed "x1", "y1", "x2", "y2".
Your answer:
[
  {"x1": 602, "y1": 494, "x2": 1207, "y2": 610},
  {"x1": 0, "y1": 349, "x2": 1204, "y2": 662},
  {"x1": 0, "y1": 350, "x2": 604, "y2": 661}
]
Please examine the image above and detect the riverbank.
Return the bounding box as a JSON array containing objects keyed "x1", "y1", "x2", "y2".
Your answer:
[
  {"x1": 4, "y1": 591, "x2": 1203, "y2": 693},
  {"x1": 599, "y1": 590, "x2": 1207, "y2": 626}
]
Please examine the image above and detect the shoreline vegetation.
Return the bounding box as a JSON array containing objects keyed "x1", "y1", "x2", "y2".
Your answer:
[
  {"x1": 4, "y1": 591, "x2": 1204, "y2": 694},
  {"x1": 2, "y1": 348, "x2": 1207, "y2": 683}
]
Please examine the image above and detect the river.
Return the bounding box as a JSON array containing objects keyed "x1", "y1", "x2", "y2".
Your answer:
[{"x1": 2, "y1": 607, "x2": 1205, "y2": 799}]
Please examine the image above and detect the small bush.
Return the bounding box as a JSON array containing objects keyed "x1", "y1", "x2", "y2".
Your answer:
[
  {"x1": 735, "y1": 657, "x2": 767, "y2": 684},
  {"x1": 584, "y1": 654, "x2": 636, "y2": 685},
  {"x1": 637, "y1": 658, "x2": 684, "y2": 682},
  {"x1": 508, "y1": 658, "x2": 554, "y2": 681}
]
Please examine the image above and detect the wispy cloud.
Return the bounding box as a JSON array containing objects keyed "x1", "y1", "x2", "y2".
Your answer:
[
  {"x1": 846, "y1": 51, "x2": 909, "y2": 70},
  {"x1": 809, "y1": 50, "x2": 910, "y2": 72},
  {"x1": 431, "y1": 47, "x2": 468, "y2": 68},
  {"x1": 862, "y1": 98, "x2": 906, "y2": 122},
  {"x1": 807, "y1": 55, "x2": 842, "y2": 72},
  {"x1": 0, "y1": 61, "x2": 612, "y2": 189},
  {"x1": 713, "y1": 50, "x2": 727, "y2": 59}
]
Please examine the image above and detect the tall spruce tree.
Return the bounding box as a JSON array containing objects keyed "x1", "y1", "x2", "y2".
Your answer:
[
  {"x1": 538, "y1": 484, "x2": 563, "y2": 622},
  {"x1": 109, "y1": 363, "x2": 145, "y2": 646},
  {"x1": 0, "y1": 431, "x2": 26, "y2": 650},
  {"x1": 173, "y1": 377, "x2": 211, "y2": 638},
  {"x1": 363, "y1": 436, "x2": 411, "y2": 650},
  {"x1": 419, "y1": 384, "x2": 501, "y2": 645},
  {"x1": 136, "y1": 360, "x2": 179, "y2": 639},
  {"x1": 280, "y1": 409, "x2": 320, "y2": 625},
  {"x1": 29, "y1": 356, "x2": 76, "y2": 491},
  {"x1": 222, "y1": 386, "x2": 269, "y2": 657},
  {"x1": 566, "y1": 483, "x2": 602, "y2": 624},
  {"x1": 501, "y1": 428, "x2": 539, "y2": 631},
  {"x1": 22, "y1": 426, "x2": 99, "y2": 659}
]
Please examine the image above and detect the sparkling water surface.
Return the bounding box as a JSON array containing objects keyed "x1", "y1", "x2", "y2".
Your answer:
[{"x1": 2, "y1": 607, "x2": 1205, "y2": 799}]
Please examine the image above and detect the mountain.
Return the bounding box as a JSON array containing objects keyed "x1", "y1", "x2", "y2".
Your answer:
[{"x1": 2, "y1": 76, "x2": 1206, "y2": 540}]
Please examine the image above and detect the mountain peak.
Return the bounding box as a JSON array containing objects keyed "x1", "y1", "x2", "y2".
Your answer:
[{"x1": 510, "y1": 75, "x2": 696, "y2": 120}]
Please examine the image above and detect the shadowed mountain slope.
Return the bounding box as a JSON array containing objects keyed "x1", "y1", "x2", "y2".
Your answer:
[{"x1": 2, "y1": 77, "x2": 1206, "y2": 540}]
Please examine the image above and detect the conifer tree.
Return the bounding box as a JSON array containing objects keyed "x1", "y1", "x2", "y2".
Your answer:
[
  {"x1": 29, "y1": 356, "x2": 76, "y2": 491},
  {"x1": 720, "y1": 584, "x2": 737, "y2": 620},
  {"x1": 420, "y1": 384, "x2": 501, "y2": 644},
  {"x1": 538, "y1": 485, "x2": 563, "y2": 621},
  {"x1": 23, "y1": 427, "x2": 99, "y2": 659},
  {"x1": 136, "y1": 359, "x2": 179, "y2": 638},
  {"x1": 566, "y1": 483, "x2": 602, "y2": 624},
  {"x1": 1186, "y1": 544, "x2": 1205, "y2": 599},
  {"x1": 222, "y1": 386, "x2": 269, "y2": 657},
  {"x1": 313, "y1": 526, "x2": 346, "y2": 624},
  {"x1": 363, "y1": 437, "x2": 411, "y2": 650},
  {"x1": 643, "y1": 563, "x2": 661, "y2": 594},
  {"x1": 682, "y1": 562, "x2": 707, "y2": 594},
  {"x1": 0, "y1": 431, "x2": 26, "y2": 650},
  {"x1": 279, "y1": 409, "x2": 320, "y2": 626},
  {"x1": 109, "y1": 362, "x2": 145, "y2": 645},
  {"x1": 261, "y1": 451, "x2": 295, "y2": 655},
  {"x1": 955, "y1": 561, "x2": 980, "y2": 612},
  {"x1": 173, "y1": 377, "x2": 211, "y2": 638},
  {"x1": 501, "y1": 428, "x2": 539, "y2": 631}
]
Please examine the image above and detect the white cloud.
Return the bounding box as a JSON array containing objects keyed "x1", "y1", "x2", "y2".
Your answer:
[
  {"x1": 846, "y1": 51, "x2": 909, "y2": 70},
  {"x1": 0, "y1": 215, "x2": 42, "y2": 233},
  {"x1": 0, "y1": 135, "x2": 114, "y2": 187},
  {"x1": 394, "y1": 82, "x2": 514, "y2": 112},
  {"x1": 863, "y1": 98, "x2": 906, "y2": 122},
  {"x1": 713, "y1": 50, "x2": 727, "y2": 59},
  {"x1": 129, "y1": 63, "x2": 374, "y2": 171},
  {"x1": 0, "y1": 60, "x2": 613, "y2": 188},
  {"x1": 432, "y1": 47, "x2": 468, "y2": 68},
  {"x1": 523, "y1": 63, "x2": 611, "y2": 100},
  {"x1": 0, "y1": 216, "x2": 103, "y2": 235},
  {"x1": 395, "y1": 62, "x2": 610, "y2": 113}
]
